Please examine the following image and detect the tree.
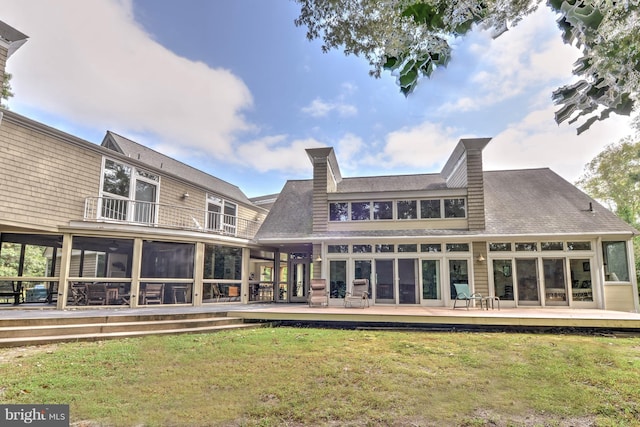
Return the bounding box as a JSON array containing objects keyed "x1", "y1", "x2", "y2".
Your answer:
[
  {"x1": 576, "y1": 137, "x2": 640, "y2": 291},
  {"x1": 577, "y1": 137, "x2": 640, "y2": 227},
  {"x1": 1, "y1": 72, "x2": 13, "y2": 109},
  {"x1": 0, "y1": 242, "x2": 48, "y2": 277},
  {"x1": 294, "y1": 0, "x2": 639, "y2": 133}
]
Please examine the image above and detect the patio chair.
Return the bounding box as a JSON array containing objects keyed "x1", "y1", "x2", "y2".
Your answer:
[
  {"x1": 68, "y1": 282, "x2": 87, "y2": 306},
  {"x1": 452, "y1": 283, "x2": 484, "y2": 310},
  {"x1": 142, "y1": 283, "x2": 164, "y2": 305},
  {"x1": 86, "y1": 283, "x2": 107, "y2": 305},
  {"x1": 344, "y1": 279, "x2": 370, "y2": 308},
  {"x1": 308, "y1": 279, "x2": 329, "y2": 307}
]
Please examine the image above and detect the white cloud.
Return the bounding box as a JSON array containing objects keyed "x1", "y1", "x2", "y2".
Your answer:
[
  {"x1": 378, "y1": 122, "x2": 460, "y2": 169},
  {"x1": 439, "y1": 6, "x2": 580, "y2": 114},
  {"x1": 2, "y1": 0, "x2": 253, "y2": 159},
  {"x1": 335, "y1": 133, "x2": 365, "y2": 173},
  {"x1": 301, "y1": 97, "x2": 357, "y2": 118},
  {"x1": 485, "y1": 105, "x2": 633, "y2": 183},
  {"x1": 235, "y1": 135, "x2": 325, "y2": 173}
]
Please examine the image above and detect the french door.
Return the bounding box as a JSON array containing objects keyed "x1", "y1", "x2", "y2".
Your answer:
[
  {"x1": 374, "y1": 259, "x2": 394, "y2": 304},
  {"x1": 398, "y1": 259, "x2": 417, "y2": 304},
  {"x1": 290, "y1": 258, "x2": 309, "y2": 303},
  {"x1": 516, "y1": 259, "x2": 540, "y2": 305}
]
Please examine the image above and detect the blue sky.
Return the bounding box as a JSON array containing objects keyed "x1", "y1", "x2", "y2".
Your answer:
[{"x1": 2, "y1": 0, "x2": 634, "y2": 198}]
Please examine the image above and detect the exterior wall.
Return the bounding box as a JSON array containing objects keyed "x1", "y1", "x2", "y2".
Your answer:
[
  {"x1": 472, "y1": 241, "x2": 489, "y2": 295},
  {"x1": 0, "y1": 114, "x2": 102, "y2": 231},
  {"x1": 603, "y1": 284, "x2": 637, "y2": 312},
  {"x1": 466, "y1": 148, "x2": 486, "y2": 231},
  {"x1": 311, "y1": 157, "x2": 329, "y2": 233}
]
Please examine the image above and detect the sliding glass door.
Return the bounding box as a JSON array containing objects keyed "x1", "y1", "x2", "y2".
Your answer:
[{"x1": 375, "y1": 259, "x2": 394, "y2": 304}]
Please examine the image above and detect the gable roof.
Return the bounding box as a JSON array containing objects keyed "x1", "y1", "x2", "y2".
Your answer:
[
  {"x1": 483, "y1": 168, "x2": 637, "y2": 236},
  {"x1": 255, "y1": 168, "x2": 637, "y2": 241},
  {"x1": 102, "y1": 131, "x2": 255, "y2": 206},
  {"x1": 255, "y1": 180, "x2": 314, "y2": 240}
]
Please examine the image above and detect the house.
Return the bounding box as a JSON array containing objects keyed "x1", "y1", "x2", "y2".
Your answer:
[
  {"x1": 254, "y1": 143, "x2": 640, "y2": 312},
  {"x1": 1, "y1": 19, "x2": 638, "y2": 312}
]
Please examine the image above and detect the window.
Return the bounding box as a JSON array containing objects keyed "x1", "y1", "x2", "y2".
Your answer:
[
  {"x1": 398, "y1": 244, "x2": 418, "y2": 252},
  {"x1": 567, "y1": 241, "x2": 591, "y2": 251},
  {"x1": 375, "y1": 244, "x2": 395, "y2": 253},
  {"x1": 207, "y1": 195, "x2": 237, "y2": 234},
  {"x1": 102, "y1": 159, "x2": 131, "y2": 197},
  {"x1": 516, "y1": 242, "x2": 537, "y2": 251},
  {"x1": 489, "y1": 243, "x2": 512, "y2": 252},
  {"x1": 541, "y1": 242, "x2": 563, "y2": 251},
  {"x1": 421, "y1": 243, "x2": 442, "y2": 253},
  {"x1": 328, "y1": 245, "x2": 349, "y2": 254},
  {"x1": 204, "y1": 244, "x2": 242, "y2": 280},
  {"x1": 352, "y1": 244, "x2": 372, "y2": 253},
  {"x1": 373, "y1": 201, "x2": 393, "y2": 220},
  {"x1": 351, "y1": 202, "x2": 371, "y2": 221},
  {"x1": 603, "y1": 241, "x2": 630, "y2": 282},
  {"x1": 446, "y1": 243, "x2": 469, "y2": 252},
  {"x1": 420, "y1": 200, "x2": 440, "y2": 218},
  {"x1": 100, "y1": 158, "x2": 158, "y2": 223},
  {"x1": 397, "y1": 200, "x2": 417, "y2": 219},
  {"x1": 142, "y1": 241, "x2": 194, "y2": 279},
  {"x1": 329, "y1": 203, "x2": 348, "y2": 221},
  {"x1": 444, "y1": 198, "x2": 466, "y2": 218}
]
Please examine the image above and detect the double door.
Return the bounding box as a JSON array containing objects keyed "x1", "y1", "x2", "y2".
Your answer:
[{"x1": 374, "y1": 259, "x2": 417, "y2": 304}]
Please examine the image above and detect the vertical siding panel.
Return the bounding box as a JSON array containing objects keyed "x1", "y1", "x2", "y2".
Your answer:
[
  {"x1": 466, "y1": 148, "x2": 485, "y2": 231},
  {"x1": 312, "y1": 159, "x2": 328, "y2": 233}
]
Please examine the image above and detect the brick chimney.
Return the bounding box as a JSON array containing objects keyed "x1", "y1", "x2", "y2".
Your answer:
[{"x1": 441, "y1": 138, "x2": 491, "y2": 231}]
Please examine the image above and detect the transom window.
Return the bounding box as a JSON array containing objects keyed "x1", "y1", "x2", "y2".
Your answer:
[{"x1": 490, "y1": 241, "x2": 594, "y2": 253}]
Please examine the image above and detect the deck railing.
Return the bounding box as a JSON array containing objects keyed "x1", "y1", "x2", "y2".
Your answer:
[{"x1": 84, "y1": 197, "x2": 262, "y2": 239}]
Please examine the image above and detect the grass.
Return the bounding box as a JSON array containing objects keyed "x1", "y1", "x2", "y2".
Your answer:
[{"x1": 1, "y1": 327, "x2": 639, "y2": 426}]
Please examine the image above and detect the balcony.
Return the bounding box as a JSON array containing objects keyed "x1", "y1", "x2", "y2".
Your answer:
[{"x1": 84, "y1": 197, "x2": 262, "y2": 240}]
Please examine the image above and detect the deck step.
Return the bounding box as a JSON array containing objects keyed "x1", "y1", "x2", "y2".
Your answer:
[{"x1": 0, "y1": 313, "x2": 264, "y2": 347}]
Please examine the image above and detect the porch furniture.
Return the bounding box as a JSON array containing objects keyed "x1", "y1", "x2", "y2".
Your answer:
[
  {"x1": 228, "y1": 286, "x2": 240, "y2": 301},
  {"x1": 142, "y1": 283, "x2": 164, "y2": 305},
  {"x1": 344, "y1": 279, "x2": 370, "y2": 308},
  {"x1": 482, "y1": 295, "x2": 500, "y2": 310},
  {"x1": 106, "y1": 286, "x2": 119, "y2": 304},
  {"x1": 171, "y1": 284, "x2": 189, "y2": 304},
  {"x1": 0, "y1": 281, "x2": 22, "y2": 305},
  {"x1": 209, "y1": 284, "x2": 222, "y2": 302},
  {"x1": 68, "y1": 282, "x2": 87, "y2": 306},
  {"x1": 86, "y1": 283, "x2": 107, "y2": 305},
  {"x1": 308, "y1": 279, "x2": 329, "y2": 307},
  {"x1": 452, "y1": 283, "x2": 484, "y2": 310}
]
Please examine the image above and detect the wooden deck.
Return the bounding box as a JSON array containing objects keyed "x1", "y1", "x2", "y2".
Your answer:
[
  {"x1": 1, "y1": 303, "x2": 639, "y2": 335},
  {"x1": 229, "y1": 304, "x2": 640, "y2": 334}
]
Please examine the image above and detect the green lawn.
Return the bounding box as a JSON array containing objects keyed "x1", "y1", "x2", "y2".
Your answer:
[{"x1": 1, "y1": 327, "x2": 639, "y2": 426}]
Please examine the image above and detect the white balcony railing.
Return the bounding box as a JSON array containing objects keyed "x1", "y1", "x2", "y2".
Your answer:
[{"x1": 84, "y1": 197, "x2": 262, "y2": 240}]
